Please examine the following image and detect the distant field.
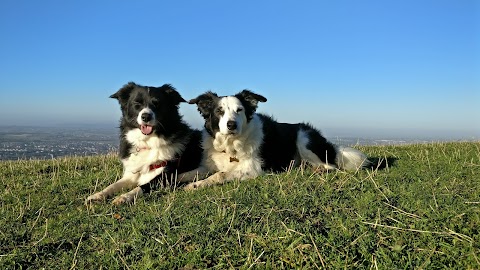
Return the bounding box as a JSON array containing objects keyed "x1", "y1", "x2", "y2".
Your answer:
[
  {"x1": 4, "y1": 124, "x2": 473, "y2": 161},
  {"x1": 0, "y1": 126, "x2": 118, "y2": 160},
  {"x1": 1, "y1": 142, "x2": 479, "y2": 269}
]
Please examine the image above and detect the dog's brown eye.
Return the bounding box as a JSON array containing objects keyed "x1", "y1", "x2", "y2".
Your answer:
[
  {"x1": 236, "y1": 108, "x2": 244, "y2": 113},
  {"x1": 215, "y1": 108, "x2": 223, "y2": 114}
]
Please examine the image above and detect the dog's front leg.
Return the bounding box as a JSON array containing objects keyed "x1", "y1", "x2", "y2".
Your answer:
[
  {"x1": 111, "y1": 166, "x2": 165, "y2": 205},
  {"x1": 177, "y1": 167, "x2": 210, "y2": 184},
  {"x1": 183, "y1": 161, "x2": 263, "y2": 190},
  {"x1": 183, "y1": 171, "x2": 228, "y2": 190},
  {"x1": 85, "y1": 171, "x2": 139, "y2": 204}
]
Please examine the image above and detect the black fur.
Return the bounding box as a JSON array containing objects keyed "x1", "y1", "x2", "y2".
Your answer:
[
  {"x1": 110, "y1": 82, "x2": 202, "y2": 193},
  {"x1": 191, "y1": 89, "x2": 340, "y2": 172},
  {"x1": 235, "y1": 90, "x2": 267, "y2": 121},
  {"x1": 302, "y1": 123, "x2": 337, "y2": 166},
  {"x1": 140, "y1": 129, "x2": 203, "y2": 193},
  {"x1": 188, "y1": 91, "x2": 222, "y2": 137},
  {"x1": 189, "y1": 90, "x2": 267, "y2": 135},
  {"x1": 256, "y1": 115, "x2": 337, "y2": 172},
  {"x1": 110, "y1": 82, "x2": 187, "y2": 159}
]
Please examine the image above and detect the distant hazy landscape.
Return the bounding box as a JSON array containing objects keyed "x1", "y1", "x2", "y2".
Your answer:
[
  {"x1": 0, "y1": 126, "x2": 118, "y2": 160},
  {"x1": 1, "y1": 125, "x2": 475, "y2": 161}
]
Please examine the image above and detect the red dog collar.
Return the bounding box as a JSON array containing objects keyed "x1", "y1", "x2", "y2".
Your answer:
[
  {"x1": 149, "y1": 161, "x2": 168, "y2": 171},
  {"x1": 148, "y1": 157, "x2": 182, "y2": 171}
]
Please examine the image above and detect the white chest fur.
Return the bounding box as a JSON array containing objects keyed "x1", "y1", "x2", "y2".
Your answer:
[
  {"x1": 202, "y1": 115, "x2": 264, "y2": 176},
  {"x1": 124, "y1": 129, "x2": 185, "y2": 172}
]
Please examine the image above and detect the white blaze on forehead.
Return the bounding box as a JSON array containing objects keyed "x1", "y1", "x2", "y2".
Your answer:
[
  {"x1": 218, "y1": 96, "x2": 245, "y2": 135},
  {"x1": 220, "y1": 96, "x2": 242, "y2": 114}
]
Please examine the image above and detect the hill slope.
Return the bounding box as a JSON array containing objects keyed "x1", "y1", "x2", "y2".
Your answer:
[{"x1": 1, "y1": 142, "x2": 479, "y2": 269}]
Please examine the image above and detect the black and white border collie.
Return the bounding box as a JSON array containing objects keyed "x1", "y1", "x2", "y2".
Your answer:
[
  {"x1": 182, "y1": 90, "x2": 371, "y2": 190},
  {"x1": 85, "y1": 82, "x2": 202, "y2": 205}
]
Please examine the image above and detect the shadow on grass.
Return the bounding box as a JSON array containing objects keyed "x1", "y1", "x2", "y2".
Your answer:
[{"x1": 368, "y1": 156, "x2": 398, "y2": 170}]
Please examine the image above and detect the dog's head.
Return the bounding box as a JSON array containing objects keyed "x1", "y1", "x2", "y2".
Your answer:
[
  {"x1": 189, "y1": 90, "x2": 267, "y2": 137},
  {"x1": 110, "y1": 82, "x2": 186, "y2": 135}
]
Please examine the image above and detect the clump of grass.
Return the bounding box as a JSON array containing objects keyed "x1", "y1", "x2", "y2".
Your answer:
[{"x1": 0, "y1": 142, "x2": 479, "y2": 269}]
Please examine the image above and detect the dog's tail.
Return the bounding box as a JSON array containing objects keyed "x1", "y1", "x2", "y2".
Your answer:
[{"x1": 336, "y1": 146, "x2": 372, "y2": 171}]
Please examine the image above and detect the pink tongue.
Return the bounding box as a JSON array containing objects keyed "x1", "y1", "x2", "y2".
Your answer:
[{"x1": 141, "y1": 125, "x2": 153, "y2": 135}]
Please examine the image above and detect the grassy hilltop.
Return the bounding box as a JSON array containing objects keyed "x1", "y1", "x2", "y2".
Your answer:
[{"x1": 1, "y1": 142, "x2": 479, "y2": 269}]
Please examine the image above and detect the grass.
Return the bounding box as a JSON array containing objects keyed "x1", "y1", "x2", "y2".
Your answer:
[{"x1": 1, "y1": 142, "x2": 479, "y2": 269}]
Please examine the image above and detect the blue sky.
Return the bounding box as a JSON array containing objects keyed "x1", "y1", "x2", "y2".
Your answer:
[{"x1": 0, "y1": 0, "x2": 478, "y2": 139}]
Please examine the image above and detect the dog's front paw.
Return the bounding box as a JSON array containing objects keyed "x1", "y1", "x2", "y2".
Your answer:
[
  {"x1": 184, "y1": 181, "x2": 203, "y2": 191},
  {"x1": 112, "y1": 194, "x2": 131, "y2": 205},
  {"x1": 85, "y1": 192, "x2": 105, "y2": 205},
  {"x1": 112, "y1": 187, "x2": 143, "y2": 205}
]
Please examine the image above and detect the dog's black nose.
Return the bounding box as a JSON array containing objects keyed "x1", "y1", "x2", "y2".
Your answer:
[
  {"x1": 227, "y1": 121, "x2": 237, "y2": 130},
  {"x1": 141, "y1": 113, "x2": 153, "y2": 122}
]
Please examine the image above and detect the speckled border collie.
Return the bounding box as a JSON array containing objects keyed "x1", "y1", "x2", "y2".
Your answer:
[
  {"x1": 85, "y1": 82, "x2": 202, "y2": 205},
  {"x1": 181, "y1": 90, "x2": 371, "y2": 190}
]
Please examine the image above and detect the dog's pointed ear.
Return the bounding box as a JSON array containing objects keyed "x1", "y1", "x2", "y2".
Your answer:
[
  {"x1": 188, "y1": 91, "x2": 219, "y2": 118},
  {"x1": 162, "y1": 84, "x2": 186, "y2": 105},
  {"x1": 235, "y1": 89, "x2": 267, "y2": 109},
  {"x1": 110, "y1": 82, "x2": 137, "y2": 103}
]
